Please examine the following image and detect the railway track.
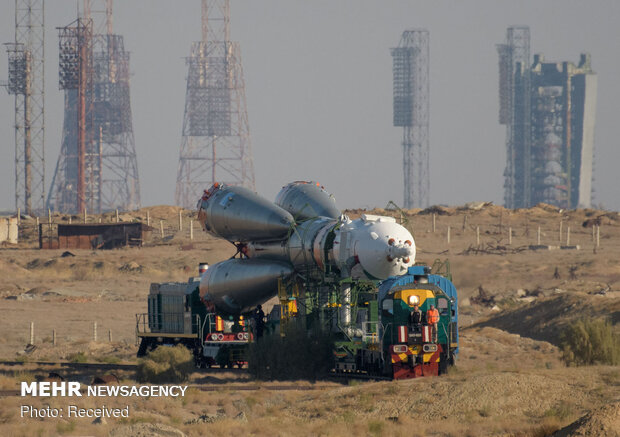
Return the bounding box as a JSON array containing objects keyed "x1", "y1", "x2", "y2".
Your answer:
[
  {"x1": 0, "y1": 360, "x2": 245, "y2": 374},
  {"x1": 329, "y1": 371, "x2": 392, "y2": 382},
  {"x1": 0, "y1": 360, "x2": 137, "y2": 371},
  {"x1": 0, "y1": 361, "x2": 344, "y2": 397},
  {"x1": 0, "y1": 361, "x2": 391, "y2": 382}
]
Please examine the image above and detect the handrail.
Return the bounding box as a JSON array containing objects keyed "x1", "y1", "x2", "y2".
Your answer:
[
  {"x1": 441, "y1": 322, "x2": 449, "y2": 345},
  {"x1": 135, "y1": 312, "x2": 201, "y2": 335},
  {"x1": 361, "y1": 321, "x2": 379, "y2": 343}
]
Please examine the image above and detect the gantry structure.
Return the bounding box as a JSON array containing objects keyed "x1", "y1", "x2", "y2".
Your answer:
[
  {"x1": 498, "y1": 26, "x2": 597, "y2": 209},
  {"x1": 48, "y1": 0, "x2": 140, "y2": 214},
  {"x1": 391, "y1": 29, "x2": 430, "y2": 209},
  {"x1": 3, "y1": 0, "x2": 45, "y2": 215},
  {"x1": 497, "y1": 26, "x2": 531, "y2": 209},
  {"x1": 175, "y1": 0, "x2": 255, "y2": 208}
]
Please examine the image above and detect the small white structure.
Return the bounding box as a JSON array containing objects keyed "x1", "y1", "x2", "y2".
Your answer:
[{"x1": 0, "y1": 217, "x2": 18, "y2": 244}]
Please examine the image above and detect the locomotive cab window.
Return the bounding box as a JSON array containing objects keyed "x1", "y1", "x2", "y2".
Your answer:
[
  {"x1": 382, "y1": 299, "x2": 393, "y2": 315},
  {"x1": 437, "y1": 297, "x2": 448, "y2": 316}
]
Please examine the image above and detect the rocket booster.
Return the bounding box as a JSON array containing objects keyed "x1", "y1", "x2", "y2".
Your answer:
[
  {"x1": 275, "y1": 181, "x2": 340, "y2": 221},
  {"x1": 197, "y1": 182, "x2": 415, "y2": 314},
  {"x1": 197, "y1": 183, "x2": 294, "y2": 242},
  {"x1": 200, "y1": 258, "x2": 294, "y2": 314}
]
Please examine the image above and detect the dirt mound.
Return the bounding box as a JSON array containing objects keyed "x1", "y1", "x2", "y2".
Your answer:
[
  {"x1": 458, "y1": 201, "x2": 494, "y2": 211},
  {"x1": 25, "y1": 257, "x2": 57, "y2": 269},
  {"x1": 119, "y1": 261, "x2": 143, "y2": 272},
  {"x1": 475, "y1": 292, "x2": 620, "y2": 345},
  {"x1": 138, "y1": 205, "x2": 185, "y2": 221},
  {"x1": 553, "y1": 401, "x2": 620, "y2": 437},
  {"x1": 419, "y1": 204, "x2": 456, "y2": 215},
  {"x1": 0, "y1": 259, "x2": 29, "y2": 275}
]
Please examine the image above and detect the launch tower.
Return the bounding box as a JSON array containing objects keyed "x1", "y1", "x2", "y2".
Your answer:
[
  {"x1": 498, "y1": 26, "x2": 597, "y2": 209},
  {"x1": 48, "y1": 0, "x2": 140, "y2": 214},
  {"x1": 175, "y1": 0, "x2": 255, "y2": 208}
]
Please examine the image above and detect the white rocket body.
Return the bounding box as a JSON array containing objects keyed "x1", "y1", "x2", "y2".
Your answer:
[{"x1": 197, "y1": 182, "x2": 415, "y2": 315}]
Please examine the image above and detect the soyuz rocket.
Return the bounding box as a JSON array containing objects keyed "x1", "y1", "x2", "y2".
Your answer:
[{"x1": 196, "y1": 182, "x2": 416, "y2": 324}]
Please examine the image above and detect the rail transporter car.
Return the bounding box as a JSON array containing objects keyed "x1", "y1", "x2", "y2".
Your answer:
[
  {"x1": 135, "y1": 274, "x2": 252, "y2": 368},
  {"x1": 136, "y1": 265, "x2": 458, "y2": 379},
  {"x1": 333, "y1": 265, "x2": 458, "y2": 379}
]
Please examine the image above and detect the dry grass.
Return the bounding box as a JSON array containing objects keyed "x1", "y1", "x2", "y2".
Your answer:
[
  {"x1": 0, "y1": 365, "x2": 614, "y2": 436},
  {"x1": 0, "y1": 205, "x2": 618, "y2": 435}
]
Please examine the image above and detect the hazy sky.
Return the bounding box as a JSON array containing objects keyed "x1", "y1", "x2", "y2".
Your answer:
[{"x1": 1, "y1": 0, "x2": 619, "y2": 211}]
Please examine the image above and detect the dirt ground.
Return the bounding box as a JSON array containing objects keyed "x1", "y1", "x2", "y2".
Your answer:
[{"x1": 0, "y1": 203, "x2": 618, "y2": 436}]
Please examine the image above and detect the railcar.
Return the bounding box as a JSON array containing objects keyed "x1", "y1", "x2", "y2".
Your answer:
[{"x1": 135, "y1": 272, "x2": 251, "y2": 368}]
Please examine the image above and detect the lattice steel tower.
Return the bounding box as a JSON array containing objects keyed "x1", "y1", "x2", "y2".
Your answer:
[
  {"x1": 497, "y1": 26, "x2": 531, "y2": 209},
  {"x1": 48, "y1": 0, "x2": 140, "y2": 213},
  {"x1": 175, "y1": 0, "x2": 255, "y2": 208},
  {"x1": 3, "y1": 0, "x2": 45, "y2": 215},
  {"x1": 392, "y1": 30, "x2": 430, "y2": 209}
]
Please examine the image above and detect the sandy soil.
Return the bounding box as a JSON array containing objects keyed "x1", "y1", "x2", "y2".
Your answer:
[{"x1": 0, "y1": 203, "x2": 618, "y2": 436}]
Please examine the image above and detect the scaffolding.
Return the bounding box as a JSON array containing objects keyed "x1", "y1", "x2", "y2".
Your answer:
[
  {"x1": 497, "y1": 26, "x2": 531, "y2": 209},
  {"x1": 47, "y1": 18, "x2": 95, "y2": 214},
  {"x1": 3, "y1": 0, "x2": 46, "y2": 215},
  {"x1": 48, "y1": 1, "x2": 140, "y2": 213},
  {"x1": 529, "y1": 54, "x2": 596, "y2": 209},
  {"x1": 498, "y1": 27, "x2": 596, "y2": 209},
  {"x1": 175, "y1": 0, "x2": 255, "y2": 208},
  {"x1": 391, "y1": 30, "x2": 429, "y2": 209}
]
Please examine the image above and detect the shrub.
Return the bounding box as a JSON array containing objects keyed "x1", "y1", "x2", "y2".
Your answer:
[
  {"x1": 543, "y1": 400, "x2": 572, "y2": 420},
  {"x1": 560, "y1": 318, "x2": 620, "y2": 366},
  {"x1": 95, "y1": 355, "x2": 120, "y2": 364},
  {"x1": 136, "y1": 344, "x2": 194, "y2": 383},
  {"x1": 368, "y1": 420, "x2": 384, "y2": 436},
  {"x1": 68, "y1": 352, "x2": 88, "y2": 363},
  {"x1": 248, "y1": 320, "x2": 334, "y2": 381}
]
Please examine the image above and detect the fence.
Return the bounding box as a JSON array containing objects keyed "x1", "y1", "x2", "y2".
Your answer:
[{"x1": 27, "y1": 321, "x2": 114, "y2": 346}]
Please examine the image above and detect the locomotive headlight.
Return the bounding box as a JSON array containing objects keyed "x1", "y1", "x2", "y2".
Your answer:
[{"x1": 408, "y1": 295, "x2": 420, "y2": 306}]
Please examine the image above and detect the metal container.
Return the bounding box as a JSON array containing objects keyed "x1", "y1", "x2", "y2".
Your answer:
[
  {"x1": 197, "y1": 183, "x2": 294, "y2": 242},
  {"x1": 275, "y1": 181, "x2": 340, "y2": 221},
  {"x1": 199, "y1": 258, "x2": 294, "y2": 315}
]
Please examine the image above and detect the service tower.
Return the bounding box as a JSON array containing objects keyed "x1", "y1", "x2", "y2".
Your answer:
[
  {"x1": 498, "y1": 26, "x2": 597, "y2": 209},
  {"x1": 175, "y1": 0, "x2": 255, "y2": 208},
  {"x1": 391, "y1": 29, "x2": 430, "y2": 209},
  {"x1": 48, "y1": 0, "x2": 141, "y2": 214}
]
